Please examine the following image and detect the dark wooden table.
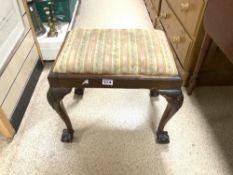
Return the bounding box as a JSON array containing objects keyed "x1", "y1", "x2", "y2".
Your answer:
[{"x1": 188, "y1": 0, "x2": 233, "y2": 94}]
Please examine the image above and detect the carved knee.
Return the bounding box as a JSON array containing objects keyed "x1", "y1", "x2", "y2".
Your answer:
[{"x1": 47, "y1": 87, "x2": 72, "y2": 108}]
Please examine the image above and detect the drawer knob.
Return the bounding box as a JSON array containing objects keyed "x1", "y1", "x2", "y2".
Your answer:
[
  {"x1": 160, "y1": 12, "x2": 168, "y2": 19},
  {"x1": 172, "y1": 36, "x2": 182, "y2": 43},
  {"x1": 180, "y1": 2, "x2": 190, "y2": 11}
]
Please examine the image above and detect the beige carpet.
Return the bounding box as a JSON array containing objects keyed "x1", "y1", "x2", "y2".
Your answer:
[
  {"x1": 74, "y1": 0, "x2": 153, "y2": 29},
  {"x1": 1, "y1": 0, "x2": 233, "y2": 174},
  {"x1": 1, "y1": 64, "x2": 233, "y2": 175}
]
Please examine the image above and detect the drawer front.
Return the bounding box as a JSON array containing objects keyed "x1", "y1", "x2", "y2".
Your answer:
[
  {"x1": 23, "y1": 14, "x2": 31, "y2": 36},
  {"x1": 149, "y1": 8, "x2": 157, "y2": 25},
  {"x1": 145, "y1": 0, "x2": 157, "y2": 25},
  {"x1": 145, "y1": 0, "x2": 153, "y2": 12},
  {"x1": 151, "y1": 0, "x2": 160, "y2": 12},
  {"x1": 1, "y1": 46, "x2": 38, "y2": 118},
  {"x1": 166, "y1": 0, "x2": 205, "y2": 37},
  {"x1": 144, "y1": 0, "x2": 150, "y2": 8},
  {"x1": 0, "y1": 31, "x2": 34, "y2": 105},
  {"x1": 18, "y1": 0, "x2": 26, "y2": 15},
  {"x1": 160, "y1": 0, "x2": 192, "y2": 66}
]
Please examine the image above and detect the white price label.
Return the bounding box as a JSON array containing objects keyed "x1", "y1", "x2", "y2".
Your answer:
[{"x1": 102, "y1": 79, "x2": 113, "y2": 86}]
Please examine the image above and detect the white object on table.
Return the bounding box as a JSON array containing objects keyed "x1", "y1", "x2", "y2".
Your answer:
[
  {"x1": 37, "y1": 22, "x2": 69, "y2": 60},
  {"x1": 37, "y1": 0, "x2": 80, "y2": 61}
]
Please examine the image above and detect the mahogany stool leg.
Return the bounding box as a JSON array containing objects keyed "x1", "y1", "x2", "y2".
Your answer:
[
  {"x1": 74, "y1": 87, "x2": 84, "y2": 95},
  {"x1": 47, "y1": 87, "x2": 74, "y2": 142},
  {"x1": 150, "y1": 89, "x2": 159, "y2": 97},
  {"x1": 156, "y1": 89, "x2": 184, "y2": 144}
]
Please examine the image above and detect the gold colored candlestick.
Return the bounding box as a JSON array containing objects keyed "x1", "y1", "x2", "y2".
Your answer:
[{"x1": 44, "y1": 0, "x2": 58, "y2": 37}]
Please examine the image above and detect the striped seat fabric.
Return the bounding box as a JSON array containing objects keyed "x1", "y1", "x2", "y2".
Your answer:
[{"x1": 53, "y1": 29, "x2": 178, "y2": 76}]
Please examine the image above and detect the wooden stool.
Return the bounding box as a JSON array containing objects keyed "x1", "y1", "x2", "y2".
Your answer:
[{"x1": 47, "y1": 29, "x2": 184, "y2": 144}]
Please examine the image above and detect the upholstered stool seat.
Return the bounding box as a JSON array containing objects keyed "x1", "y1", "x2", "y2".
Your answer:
[
  {"x1": 47, "y1": 28, "x2": 184, "y2": 144},
  {"x1": 53, "y1": 29, "x2": 178, "y2": 76}
]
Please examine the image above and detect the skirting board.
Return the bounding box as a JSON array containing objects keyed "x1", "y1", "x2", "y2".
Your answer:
[{"x1": 10, "y1": 59, "x2": 43, "y2": 131}]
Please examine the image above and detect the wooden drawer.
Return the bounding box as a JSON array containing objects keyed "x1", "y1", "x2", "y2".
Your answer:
[
  {"x1": 18, "y1": 0, "x2": 26, "y2": 15},
  {"x1": 23, "y1": 14, "x2": 31, "y2": 35},
  {"x1": 166, "y1": 0, "x2": 205, "y2": 37},
  {"x1": 145, "y1": 0, "x2": 153, "y2": 12},
  {"x1": 144, "y1": 0, "x2": 150, "y2": 7},
  {"x1": 160, "y1": 0, "x2": 192, "y2": 66},
  {"x1": 0, "y1": 31, "x2": 34, "y2": 105},
  {"x1": 149, "y1": 8, "x2": 157, "y2": 25},
  {"x1": 1, "y1": 46, "x2": 38, "y2": 118},
  {"x1": 151, "y1": 0, "x2": 160, "y2": 12},
  {"x1": 145, "y1": 0, "x2": 157, "y2": 25}
]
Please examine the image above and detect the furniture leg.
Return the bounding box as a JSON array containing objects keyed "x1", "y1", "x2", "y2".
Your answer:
[
  {"x1": 74, "y1": 87, "x2": 84, "y2": 95},
  {"x1": 47, "y1": 87, "x2": 74, "y2": 142},
  {"x1": 187, "y1": 34, "x2": 212, "y2": 95},
  {"x1": 156, "y1": 89, "x2": 184, "y2": 144},
  {"x1": 150, "y1": 89, "x2": 159, "y2": 97}
]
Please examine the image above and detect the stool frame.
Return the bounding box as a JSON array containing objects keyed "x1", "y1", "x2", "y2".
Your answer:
[{"x1": 47, "y1": 70, "x2": 183, "y2": 144}]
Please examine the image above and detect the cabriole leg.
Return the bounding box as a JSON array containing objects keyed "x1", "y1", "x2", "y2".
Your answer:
[
  {"x1": 74, "y1": 87, "x2": 84, "y2": 95},
  {"x1": 47, "y1": 87, "x2": 74, "y2": 142},
  {"x1": 150, "y1": 89, "x2": 159, "y2": 97},
  {"x1": 156, "y1": 89, "x2": 184, "y2": 144}
]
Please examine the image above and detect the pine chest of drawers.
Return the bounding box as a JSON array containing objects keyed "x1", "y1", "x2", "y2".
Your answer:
[{"x1": 144, "y1": 0, "x2": 233, "y2": 86}]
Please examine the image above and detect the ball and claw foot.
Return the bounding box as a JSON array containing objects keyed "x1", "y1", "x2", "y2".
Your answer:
[
  {"x1": 74, "y1": 88, "x2": 84, "y2": 96},
  {"x1": 157, "y1": 131, "x2": 170, "y2": 144},
  {"x1": 150, "y1": 90, "x2": 159, "y2": 97},
  {"x1": 61, "y1": 129, "x2": 74, "y2": 142}
]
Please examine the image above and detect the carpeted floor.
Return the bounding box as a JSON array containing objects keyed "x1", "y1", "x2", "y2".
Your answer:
[
  {"x1": 1, "y1": 64, "x2": 233, "y2": 175},
  {"x1": 74, "y1": 0, "x2": 153, "y2": 29},
  {"x1": 1, "y1": 0, "x2": 233, "y2": 174}
]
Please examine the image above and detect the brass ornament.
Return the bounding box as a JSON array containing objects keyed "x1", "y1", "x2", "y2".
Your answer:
[{"x1": 44, "y1": 0, "x2": 58, "y2": 37}]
